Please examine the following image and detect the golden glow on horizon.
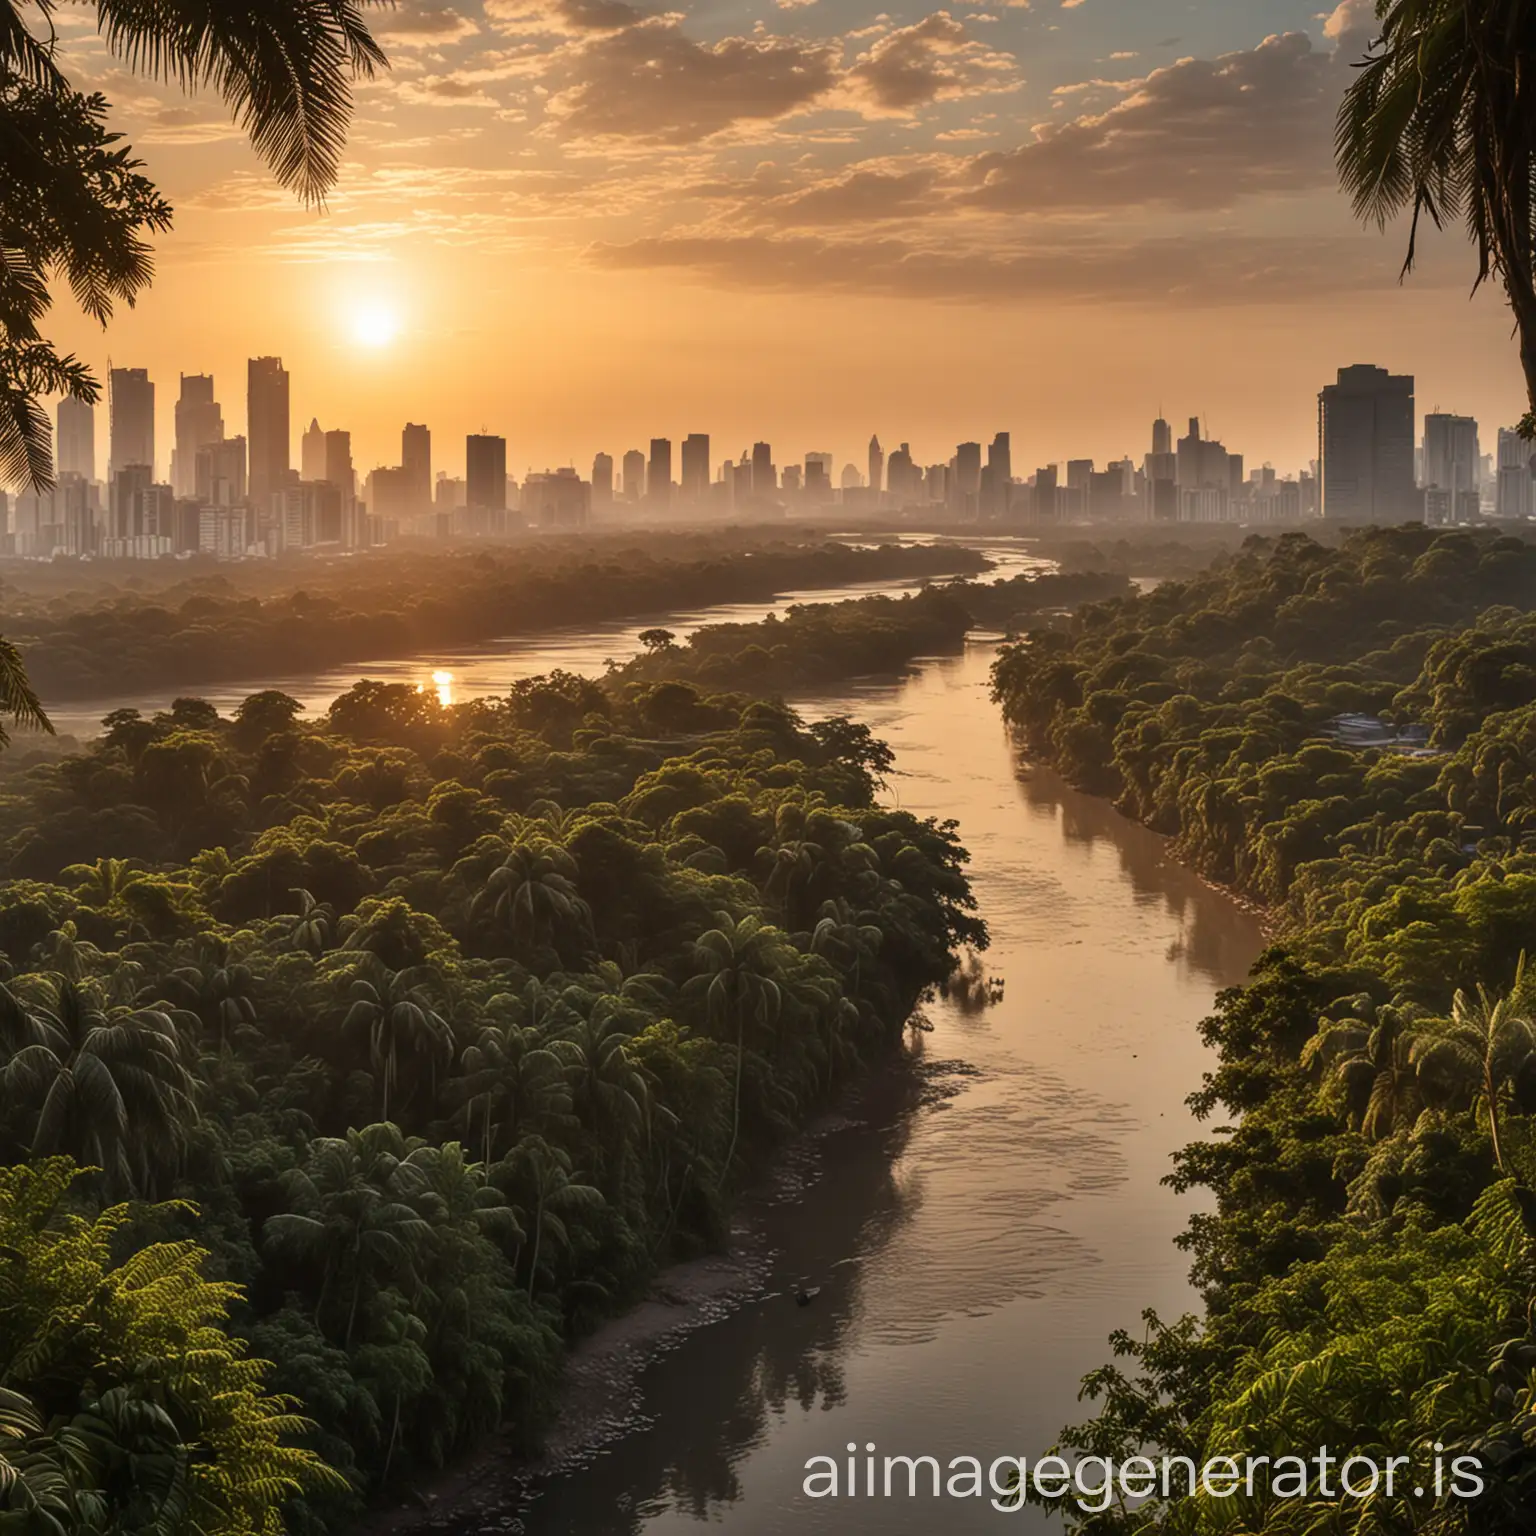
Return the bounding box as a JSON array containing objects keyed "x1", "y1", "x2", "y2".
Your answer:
[{"x1": 431, "y1": 669, "x2": 455, "y2": 707}]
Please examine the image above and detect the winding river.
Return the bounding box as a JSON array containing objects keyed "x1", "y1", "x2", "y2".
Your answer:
[{"x1": 41, "y1": 538, "x2": 1267, "y2": 1532}]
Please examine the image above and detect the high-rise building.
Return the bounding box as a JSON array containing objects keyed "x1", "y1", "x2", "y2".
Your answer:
[
  {"x1": 680, "y1": 434, "x2": 710, "y2": 500},
  {"x1": 57, "y1": 396, "x2": 95, "y2": 482},
  {"x1": 1497, "y1": 427, "x2": 1535, "y2": 520},
  {"x1": 1423, "y1": 413, "x2": 1479, "y2": 496},
  {"x1": 983, "y1": 433, "x2": 1012, "y2": 518},
  {"x1": 647, "y1": 438, "x2": 672, "y2": 507},
  {"x1": 592, "y1": 452, "x2": 614, "y2": 505},
  {"x1": 171, "y1": 374, "x2": 223, "y2": 497},
  {"x1": 622, "y1": 449, "x2": 646, "y2": 501},
  {"x1": 324, "y1": 430, "x2": 355, "y2": 500},
  {"x1": 1319, "y1": 364, "x2": 1416, "y2": 521},
  {"x1": 751, "y1": 442, "x2": 775, "y2": 497},
  {"x1": 109, "y1": 367, "x2": 154, "y2": 479},
  {"x1": 247, "y1": 357, "x2": 291, "y2": 504},
  {"x1": 403, "y1": 423, "x2": 431, "y2": 511},
  {"x1": 466, "y1": 434, "x2": 508, "y2": 510},
  {"x1": 951, "y1": 442, "x2": 982, "y2": 518},
  {"x1": 301, "y1": 418, "x2": 327, "y2": 482},
  {"x1": 804, "y1": 452, "x2": 832, "y2": 501},
  {"x1": 195, "y1": 436, "x2": 247, "y2": 507},
  {"x1": 1033, "y1": 465, "x2": 1059, "y2": 523},
  {"x1": 868, "y1": 436, "x2": 884, "y2": 497},
  {"x1": 886, "y1": 443, "x2": 916, "y2": 503},
  {"x1": 1152, "y1": 416, "x2": 1172, "y2": 457}
]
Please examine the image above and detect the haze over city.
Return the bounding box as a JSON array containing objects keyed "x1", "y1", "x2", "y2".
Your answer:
[{"x1": 32, "y1": 0, "x2": 1529, "y2": 477}]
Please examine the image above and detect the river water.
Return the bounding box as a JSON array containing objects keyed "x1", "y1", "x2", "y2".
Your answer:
[{"x1": 44, "y1": 538, "x2": 1267, "y2": 1531}]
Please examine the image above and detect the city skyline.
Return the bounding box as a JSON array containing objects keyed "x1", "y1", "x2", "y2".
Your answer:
[{"x1": 26, "y1": 0, "x2": 1530, "y2": 479}]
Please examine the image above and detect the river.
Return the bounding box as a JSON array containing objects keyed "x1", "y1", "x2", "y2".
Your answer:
[{"x1": 48, "y1": 538, "x2": 1267, "y2": 1531}]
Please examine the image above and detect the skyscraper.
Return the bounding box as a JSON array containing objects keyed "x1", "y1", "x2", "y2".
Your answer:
[
  {"x1": 868, "y1": 436, "x2": 884, "y2": 497},
  {"x1": 403, "y1": 423, "x2": 431, "y2": 511},
  {"x1": 886, "y1": 443, "x2": 915, "y2": 503},
  {"x1": 301, "y1": 418, "x2": 326, "y2": 482},
  {"x1": 1152, "y1": 416, "x2": 1172, "y2": 456},
  {"x1": 984, "y1": 432, "x2": 1011, "y2": 518},
  {"x1": 1423, "y1": 413, "x2": 1479, "y2": 495},
  {"x1": 1319, "y1": 364, "x2": 1416, "y2": 522},
  {"x1": 647, "y1": 438, "x2": 672, "y2": 507},
  {"x1": 592, "y1": 452, "x2": 614, "y2": 504},
  {"x1": 56, "y1": 396, "x2": 95, "y2": 481},
  {"x1": 751, "y1": 442, "x2": 775, "y2": 497},
  {"x1": 622, "y1": 449, "x2": 646, "y2": 501},
  {"x1": 247, "y1": 357, "x2": 291, "y2": 504},
  {"x1": 952, "y1": 442, "x2": 981, "y2": 518},
  {"x1": 681, "y1": 434, "x2": 710, "y2": 500},
  {"x1": 1497, "y1": 427, "x2": 1534, "y2": 519},
  {"x1": 196, "y1": 437, "x2": 247, "y2": 507},
  {"x1": 172, "y1": 375, "x2": 224, "y2": 498},
  {"x1": 324, "y1": 430, "x2": 355, "y2": 499},
  {"x1": 109, "y1": 367, "x2": 154, "y2": 479},
  {"x1": 466, "y1": 434, "x2": 508, "y2": 511}
]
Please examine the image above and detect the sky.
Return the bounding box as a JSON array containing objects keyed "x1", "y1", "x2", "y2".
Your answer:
[{"x1": 37, "y1": 0, "x2": 1531, "y2": 484}]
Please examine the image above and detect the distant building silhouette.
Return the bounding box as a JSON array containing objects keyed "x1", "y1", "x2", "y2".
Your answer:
[
  {"x1": 325, "y1": 430, "x2": 355, "y2": 500},
  {"x1": 172, "y1": 375, "x2": 224, "y2": 499},
  {"x1": 1152, "y1": 416, "x2": 1172, "y2": 457},
  {"x1": 1498, "y1": 427, "x2": 1536, "y2": 519},
  {"x1": 466, "y1": 434, "x2": 508, "y2": 511},
  {"x1": 1423, "y1": 413, "x2": 1479, "y2": 497},
  {"x1": 868, "y1": 435, "x2": 884, "y2": 497},
  {"x1": 195, "y1": 436, "x2": 247, "y2": 507},
  {"x1": 403, "y1": 423, "x2": 431, "y2": 512},
  {"x1": 886, "y1": 442, "x2": 915, "y2": 503},
  {"x1": 983, "y1": 432, "x2": 1011, "y2": 518},
  {"x1": 1319, "y1": 364, "x2": 1416, "y2": 521},
  {"x1": 592, "y1": 451, "x2": 614, "y2": 504},
  {"x1": 1033, "y1": 465, "x2": 1059, "y2": 523},
  {"x1": 681, "y1": 433, "x2": 710, "y2": 500},
  {"x1": 56, "y1": 396, "x2": 95, "y2": 482},
  {"x1": 647, "y1": 438, "x2": 672, "y2": 507},
  {"x1": 622, "y1": 449, "x2": 646, "y2": 502},
  {"x1": 109, "y1": 367, "x2": 154, "y2": 480},
  {"x1": 247, "y1": 357, "x2": 291, "y2": 505},
  {"x1": 804, "y1": 452, "x2": 832, "y2": 501},
  {"x1": 301, "y1": 418, "x2": 326, "y2": 482},
  {"x1": 751, "y1": 442, "x2": 775, "y2": 497}
]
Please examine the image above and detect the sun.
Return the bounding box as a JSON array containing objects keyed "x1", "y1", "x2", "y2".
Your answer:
[{"x1": 350, "y1": 302, "x2": 401, "y2": 349}]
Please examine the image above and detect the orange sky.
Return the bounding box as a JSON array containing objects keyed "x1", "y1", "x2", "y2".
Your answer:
[{"x1": 35, "y1": 0, "x2": 1532, "y2": 484}]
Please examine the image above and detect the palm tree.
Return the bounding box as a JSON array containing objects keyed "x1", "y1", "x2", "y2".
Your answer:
[
  {"x1": 289, "y1": 888, "x2": 335, "y2": 955},
  {"x1": 1336, "y1": 0, "x2": 1536, "y2": 428},
  {"x1": 499, "y1": 1135, "x2": 603, "y2": 1299},
  {"x1": 453, "y1": 1011, "x2": 574, "y2": 1165},
  {"x1": 472, "y1": 840, "x2": 592, "y2": 965},
  {"x1": 1409, "y1": 965, "x2": 1536, "y2": 1171},
  {"x1": 684, "y1": 913, "x2": 788, "y2": 1175},
  {"x1": 339, "y1": 960, "x2": 454, "y2": 1123},
  {"x1": 0, "y1": 977, "x2": 197, "y2": 1194},
  {"x1": 1302, "y1": 1003, "x2": 1425, "y2": 1140}
]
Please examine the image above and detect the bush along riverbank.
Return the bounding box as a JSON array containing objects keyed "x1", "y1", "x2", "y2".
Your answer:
[
  {"x1": 992, "y1": 525, "x2": 1536, "y2": 1533},
  {"x1": 0, "y1": 645, "x2": 983, "y2": 1531}
]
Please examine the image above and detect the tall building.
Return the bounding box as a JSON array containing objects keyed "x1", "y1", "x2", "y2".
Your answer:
[
  {"x1": 301, "y1": 418, "x2": 326, "y2": 482},
  {"x1": 952, "y1": 442, "x2": 981, "y2": 518},
  {"x1": 868, "y1": 436, "x2": 884, "y2": 497},
  {"x1": 751, "y1": 442, "x2": 775, "y2": 497},
  {"x1": 622, "y1": 449, "x2": 646, "y2": 501},
  {"x1": 984, "y1": 432, "x2": 1012, "y2": 518},
  {"x1": 56, "y1": 396, "x2": 95, "y2": 482},
  {"x1": 108, "y1": 367, "x2": 154, "y2": 479},
  {"x1": 195, "y1": 436, "x2": 247, "y2": 507},
  {"x1": 647, "y1": 438, "x2": 672, "y2": 507},
  {"x1": 680, "y1": 434, "x2": 710, "y2": 500},
  {"x1": 592, "y1": 452, "x2": 614, "y2": 505},
  {"x1": 324, "y1": 430, "x2": 355, "y2": 500},
  {"x1": 1152, "y1": 416, "x2": 1173, "y2": 456},
  {"x1": 466, "y1": 433, "x2": 507, "y2": 510},
  {"x1": 804, "y1": 452, "x2": 833, "y2": 501},
  {"x1": 1319, "y1": 364, "x2": 1416, "y2": 521},
  {"x1": 403, "y1": 423, "x2": 431, "y2": 511},
  {"x1": 247, "y1": 357, "x2": 291, "y2": 504},
  {"x1": 1497, "y1": 427, "x2": 1535, "y2": 519},
  {"x1": 171, "y1": 375, "x2": 224, "y2": 498},
  {"x1": 1423, "y1": 412, "x2": 1479, "y2": 495},
  {"x1": 886, "y1": 443, "x2": 916, "y2": 503}
]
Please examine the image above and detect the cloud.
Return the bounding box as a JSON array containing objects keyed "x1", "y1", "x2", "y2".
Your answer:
[
  {"x1": 545, "y1": 21, "x2": 840, "y2": 143},
  {"x1": 846, "y1": 12, "x2": 1019, "y2": 113},
  {"x1": 585, "y1": 229, "x2": 1412, "y2": 304},
  {"x1": 484, "y1": 0, "x2": 652, "y2": 35},
  {"x1": 377, "y1": 1, "x2": 480, "y2": 46},
  {"x1": 962, "y1": 29, "x2": 1344, "y2": 212}
]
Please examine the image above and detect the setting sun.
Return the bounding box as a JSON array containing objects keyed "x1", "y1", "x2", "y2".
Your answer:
[{"x1": 349, "y1": 302, "x2": 401, "y2": 350}]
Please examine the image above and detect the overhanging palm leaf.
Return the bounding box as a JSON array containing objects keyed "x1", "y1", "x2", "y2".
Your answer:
[{"x1": 1337, "y1": 0, "x2": 1536, "y2": 427}]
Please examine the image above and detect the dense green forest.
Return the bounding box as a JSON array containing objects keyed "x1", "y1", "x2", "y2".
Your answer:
[
  {"x1": 3, "y1": 535, "x2": 988, "y2": 702},
  {"x1": 992, "y1": 525, "x2": 1536, "y2": 1532},
  {"x1": 0, "y1": 641, "x2": 982, "y2": 1527}
]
